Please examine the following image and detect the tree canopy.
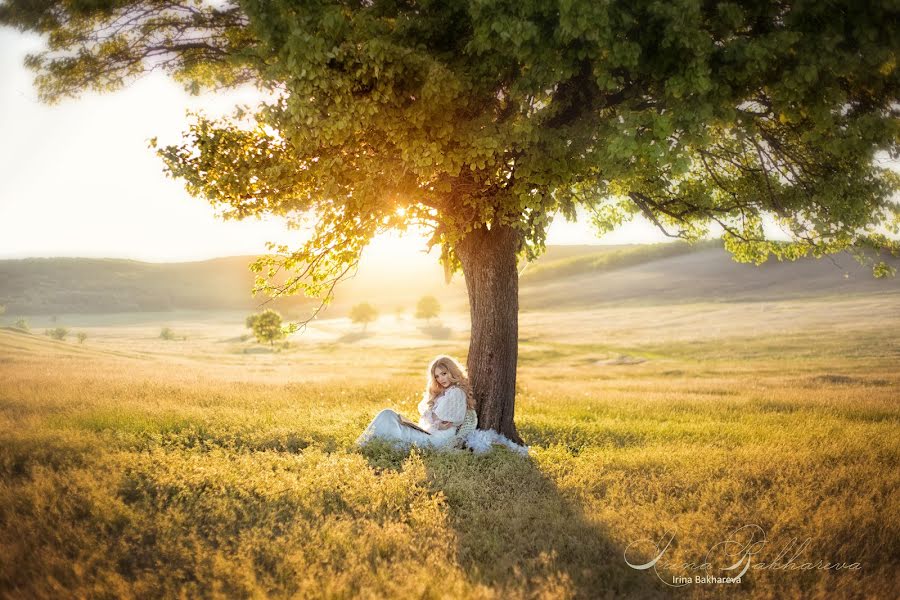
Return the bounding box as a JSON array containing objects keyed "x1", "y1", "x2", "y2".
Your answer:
[
  {"x1": 46, "y1": 327, "x2": 68, "y2": 341},
  {"x1": 4, "y1": 0, "x2": 897, "y2": 314},
  {"x1": 416, "y1": 295, "x2": 441, "y2": 322},
  {"x1": 350, "y1": 302, "x2": 377, "y2": 331}
]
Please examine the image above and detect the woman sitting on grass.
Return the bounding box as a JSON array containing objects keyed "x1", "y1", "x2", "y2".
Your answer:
[{"x1": 356, "y1": 355, "x2": 476, "y2": 450}]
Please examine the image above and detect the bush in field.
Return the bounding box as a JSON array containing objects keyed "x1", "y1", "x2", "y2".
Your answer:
[
  {"x1": 76, "y1": 332, "x2": 87, "y2": 344},
  {"x1": 245, "y1": 309, "x2": 286, "y2": 347},
  {"x1": 159, "y1": 327, "x2": 177, "y2": 341},
  {"x1": 13, "y1": 319, "x2": 29, "y2": 332},
  {"x1": 350, "y1": 303, "x2": 377, "y2": 332},
  {"x1": 415, "y1": 296, "x2": 440, "y2": 323},
  {"x1": 46, "y1": 327, "x2": 69, "y2": 341}
]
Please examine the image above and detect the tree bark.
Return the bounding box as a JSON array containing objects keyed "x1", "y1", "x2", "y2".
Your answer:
[{"x1": 455, "y1": 223, "x2": 524, "y2": 445}]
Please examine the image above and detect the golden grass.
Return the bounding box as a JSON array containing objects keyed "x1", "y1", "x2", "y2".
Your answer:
[{"x1": 0, "y1": 298, "x2": 898, "y2": 599}]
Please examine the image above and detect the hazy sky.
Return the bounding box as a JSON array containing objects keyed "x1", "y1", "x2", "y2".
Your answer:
[{"x1": 0, "y1": 28, "x2": 792, "y2": 264}]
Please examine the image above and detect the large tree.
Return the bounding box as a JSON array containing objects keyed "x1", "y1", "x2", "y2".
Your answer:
[{"x1": 4, "y1": 0, "x2": 898, "y2": 442}]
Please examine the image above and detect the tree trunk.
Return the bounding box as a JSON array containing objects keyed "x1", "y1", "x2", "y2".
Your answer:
[{"x1": 455, "y1": 223, "x2": 524, "y2": 445}]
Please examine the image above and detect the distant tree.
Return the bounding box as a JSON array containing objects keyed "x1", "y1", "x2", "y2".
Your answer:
[
  {"x1": 159, "y1": 327, "x2": 177, "y2": 341},
  {"x1": 13, "y1": 319, "x2": 29, "y2": 332},
  {"x1": 245, "y1": 309, "x2": 286, "y2": 347},
  {"x1": 350, "y1": 303, "x2": 378, "y2": 332},
  {"x1": 76, "y1": 332, "x2": 87, "y2": 344},
  {"x1": 415, "y1": 296, "x2": 441, "y2": 324},
  {"x1": 46, "y1": 327, "x2": 69, "y2": 341}
]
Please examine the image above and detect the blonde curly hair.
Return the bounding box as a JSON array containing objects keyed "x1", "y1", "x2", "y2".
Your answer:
[{"x1": 423, "y1": 355, "x2": 476, "y2": 411}]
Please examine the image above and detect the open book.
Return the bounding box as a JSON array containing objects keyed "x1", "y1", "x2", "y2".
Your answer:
[{"x1": 397, "y1": 414, "x2": 431, "y2": 434}]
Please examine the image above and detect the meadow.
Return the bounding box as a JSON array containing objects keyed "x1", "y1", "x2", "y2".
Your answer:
[{"x1": 1, "y1": 293, "x2": 898, "y2": 599}]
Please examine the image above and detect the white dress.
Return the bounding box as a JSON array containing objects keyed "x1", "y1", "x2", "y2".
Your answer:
[{"x1": 356, "y1": 386, "x2": 468, "y2": 450}]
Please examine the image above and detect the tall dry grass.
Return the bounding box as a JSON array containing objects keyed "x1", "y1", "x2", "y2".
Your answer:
[{"x1": 0, "y1": 303, "x2": 897, "y2": 599}]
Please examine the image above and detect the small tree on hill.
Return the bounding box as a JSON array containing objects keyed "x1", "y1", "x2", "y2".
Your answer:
[
  {"x1": 46, "y1": 327, "x2": 69, "y2": 341},
  {"x1": 14, "y1": 319, "x2": 29, "y2": 332},
  {"x1": 159, "y1": 327, "x2": 176, "y2": 341},
  {"x1": 245, "y1": 309, "x2": 286, "y2": 347},
  {"x1": 350, "y1": 303, "x2": 378, "y2": 332},
  {"x1": 76, "y1": 332, "x2": 87, "y2": 344},
  {"x1": 416, "y1": 296, "x2": 441, "y2": 324}
]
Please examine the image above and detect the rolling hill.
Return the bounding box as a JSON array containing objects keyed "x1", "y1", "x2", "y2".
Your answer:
[{"x1": 1, "y1": 239, "x2": 898, "y2": 317}]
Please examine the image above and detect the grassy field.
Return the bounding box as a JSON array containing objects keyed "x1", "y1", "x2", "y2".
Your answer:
[{"x1": 1, "y1": 295, "x2": 898, "y2": 599}]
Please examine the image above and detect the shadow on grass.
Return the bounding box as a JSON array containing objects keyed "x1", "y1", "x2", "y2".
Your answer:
[
  {"x1": 418, "y1": 324, "x2": 453, "y2": 340},
  {"x1": 359, "y1": 444, "x2": 669, "y2": 599},
  {"x1": 337, "y1": 331, "x2": 374, "y2": 343},
  {"x1": 241, "y1": 346, "x2": 276, "y2": 354}
]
